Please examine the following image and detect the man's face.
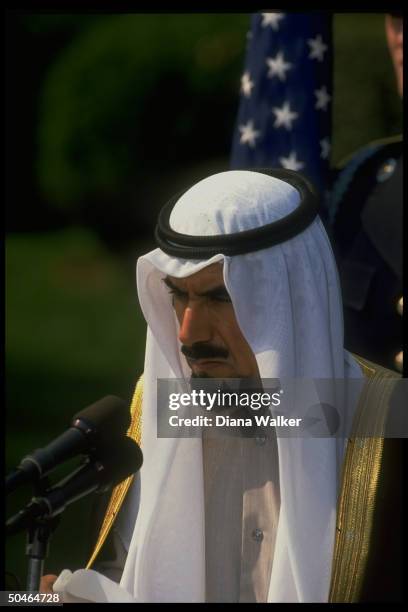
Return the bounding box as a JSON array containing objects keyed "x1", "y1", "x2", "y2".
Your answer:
[
  {"x1": 163, "y1": 263, "x2": 259, "y2": 379},
  {"x1": 385, "y1": 14, "x2": 403, "y2": 98}
]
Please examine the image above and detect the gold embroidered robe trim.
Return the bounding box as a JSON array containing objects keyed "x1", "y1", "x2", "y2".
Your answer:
[
  {"x1": 328, "y1": 355, "x2": 399, "y2": 602},
  {"x1": 86, "y1": 374, "x2": 143, "y2": 570}
]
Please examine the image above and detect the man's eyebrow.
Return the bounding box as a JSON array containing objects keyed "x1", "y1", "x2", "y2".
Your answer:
[{"x1": 163, "y1": 277, "x2": 230, "y2": 298}]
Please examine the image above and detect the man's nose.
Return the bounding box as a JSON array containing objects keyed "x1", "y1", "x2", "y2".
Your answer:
[{"x1": 178, "y1": 301, "x2": 213, "y2": 346}]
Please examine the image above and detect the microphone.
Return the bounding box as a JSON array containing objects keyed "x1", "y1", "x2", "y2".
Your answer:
[
  {"x1": 6, "y1": 395, "x2": 130, "y2": 494},
  {"x1": 6, "y1": 436, "x2": 143, "y2": 536}
]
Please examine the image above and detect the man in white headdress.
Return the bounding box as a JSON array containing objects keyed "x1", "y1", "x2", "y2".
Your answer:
[{"x1": 43, "y1": 168, "x2": 402, "y2": 603}]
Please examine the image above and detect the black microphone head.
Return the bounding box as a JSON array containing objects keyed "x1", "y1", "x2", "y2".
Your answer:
[
  {"x1": 6, "y1": 396, "x2": 134, "y2": 495},
  {"x1": 72, "y1": 396, "x2": 131, "y2": 444},
  {"x1": 98, "y1": 436, "x2": 143, "y2": 488},
  {"x1": 6, "y1": 438, "x2": 143, "y2": 535}
]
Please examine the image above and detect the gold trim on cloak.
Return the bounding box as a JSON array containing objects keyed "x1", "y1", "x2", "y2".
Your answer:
[
  {"x1": 328, "y1": 355, "x2": 399, "y2": 602},
  {"x1": 86, "y1": 374, "x2": 143, "y2": 570}
]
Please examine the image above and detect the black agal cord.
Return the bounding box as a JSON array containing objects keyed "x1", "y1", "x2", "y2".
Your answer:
[{"x1": 155, "y1": 168, "x2": 319, "y2": 259}]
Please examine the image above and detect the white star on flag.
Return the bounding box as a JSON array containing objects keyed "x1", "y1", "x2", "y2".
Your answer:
[
  {"x1": 266, "y1": 51, "x2": 292, "y2": 81},
  {"x1": 320, "y1": 138, "x2": 331, "y2": 159},
  {"x1": 239, "y1": 120, "x2": 260, "y2": 147},
  {"x1": 279, "y1": 152, "x2": 305, "y2": 171},
  {"x1": 315, "y1": 85, "x2": 331, "y2": 110},
  {"x1": 261, "y1": 12, "x2": 285, "y2": 30},
  {"x1": 241, "y1": 71, "x2": 254, "y2": 98},
  {"x1": 307, "y1": 34, "x2": 328, "y2": 62},
  {"x1": 272, "y1": 101, "x2": 299, "y2": 130}
]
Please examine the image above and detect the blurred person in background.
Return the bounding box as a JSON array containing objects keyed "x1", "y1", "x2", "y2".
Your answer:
[
  {"x1": 329, "y1": 12, "x2": 403, "y2": 373},
  {"x1": 230, "y1": 11, "x2": 403, "y2": 374}
]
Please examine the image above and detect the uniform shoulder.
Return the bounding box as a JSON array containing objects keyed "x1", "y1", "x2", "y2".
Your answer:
[
  {"x1": 337, "y1": 134, "x2": 402, "y2": 170},
  {"x1": 328, "y1": 134, "x2": 402, "y2": 229}
]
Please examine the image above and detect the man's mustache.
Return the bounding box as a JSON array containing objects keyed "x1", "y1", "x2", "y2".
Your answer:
[{"x1": 181, "y1": 342, "x2": 229, "y2": 361}]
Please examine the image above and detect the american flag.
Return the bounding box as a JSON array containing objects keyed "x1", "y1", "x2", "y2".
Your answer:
[{"x1": 230, "y1": 11, "x2": 333, "y2": 198}]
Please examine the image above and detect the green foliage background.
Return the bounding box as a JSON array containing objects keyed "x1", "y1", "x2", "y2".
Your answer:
[{"x1": 5, "y1": 12, "x2": 402, "y2": 588}]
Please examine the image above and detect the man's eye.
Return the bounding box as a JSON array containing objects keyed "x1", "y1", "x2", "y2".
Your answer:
[
  {"x1": 210, "y1": 293, "x2": 232, "y2": 304},
  {"x1": 167, "y1": 288, "x2": 188, "y2": 300}
]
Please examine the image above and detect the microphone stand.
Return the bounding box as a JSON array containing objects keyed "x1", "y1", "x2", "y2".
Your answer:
[
  {"x1": 10, "y1": 457, "x2": 106, "y2": 591},
  {"x1": 7, "y1": 438, "x2": 142, "y2": 592},
  {"x1": 24, "y1": 477, "x2": 60, "y2": 592}
]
